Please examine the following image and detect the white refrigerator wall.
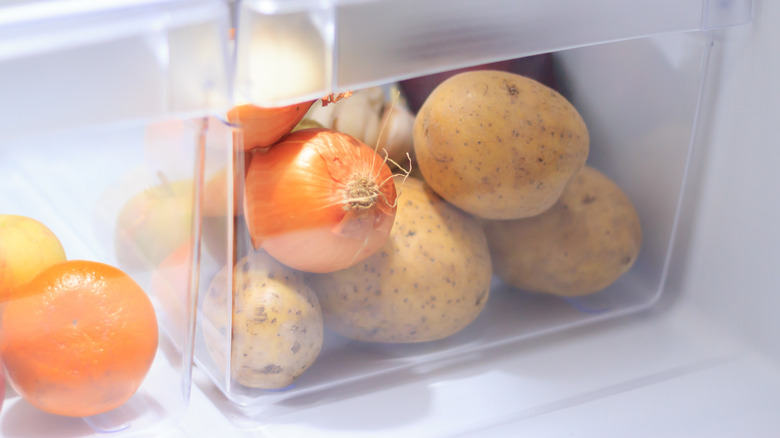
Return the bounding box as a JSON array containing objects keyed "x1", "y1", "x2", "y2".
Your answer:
[{"x1": 670, "y1": 0, "x2": 780, "y2": 363}]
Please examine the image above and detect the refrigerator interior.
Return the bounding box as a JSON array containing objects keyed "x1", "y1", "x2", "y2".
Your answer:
[{"x1": 4, "y1": 0, "x2": 780, "y2": 437}]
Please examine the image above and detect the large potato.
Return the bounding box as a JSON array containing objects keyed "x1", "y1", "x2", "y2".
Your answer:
[
  {"x1": 200, "y1": 250, "x2": 324, "y2": 389},
  {"x1": 308, "y1": 177, "x2": 492, "y2": 343},
  {"x1": 483, "y1": 166, "x2": 642, "y2": 296},
  {"x1": 414, "y1": 70, "x2": 589, "y2": 219}
]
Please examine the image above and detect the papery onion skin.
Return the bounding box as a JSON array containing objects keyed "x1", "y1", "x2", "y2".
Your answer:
[
  {"x1": 228, "y1": 101, "x2": 316, "y2": 150},
  {"x1": 244, "y1": 128, "x2": 397, "y2": 273}
]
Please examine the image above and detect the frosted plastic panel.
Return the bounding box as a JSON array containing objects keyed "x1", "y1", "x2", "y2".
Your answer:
[
  {"x1": 0, "y1": 0, "x2": 230, "y2": 140},
  {"x1": 234, "y1": 3, "x2": 333, "y2": 106},
  {"x1": 336, "y1": 0, "x2": 706, "y2": 88},
  {"x1": 235, "y1": 0, "x2": 751, "y2": 105}
]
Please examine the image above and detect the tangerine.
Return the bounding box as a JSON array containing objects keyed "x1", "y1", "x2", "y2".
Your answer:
[{"x1": 0, "y1": 260, "x2": 158, "y2": 417}]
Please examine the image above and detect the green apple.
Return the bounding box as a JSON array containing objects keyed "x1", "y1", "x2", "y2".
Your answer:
[{"x1": 114, "y1": 177, "x2": 194, "y2": 273}]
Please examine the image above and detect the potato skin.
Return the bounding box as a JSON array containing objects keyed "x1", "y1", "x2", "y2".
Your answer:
[
  {"x1": 483, "y1": 166, "x2": 642, "y2": 296},
  {"x1": 308, "y1": 177, "x2": 492, "y2": 343},
  {"x1": 200, "y1": 250, "x2": 324, "y2": 389},
  {"x1": 414, "y1": 70, "x2": 589, "y2": 219}
]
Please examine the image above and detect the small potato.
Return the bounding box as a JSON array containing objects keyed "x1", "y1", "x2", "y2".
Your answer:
[
  {"x1": 414, "y1": 70, "x2": 589, "y2": 219},
  {"x1": 483, "y1": 166, "x2": 642, "y2": 296},
  {"x1": 308, "y1": 177, "x2": 492, "y2": 343},
  {"x1": 200, "y1": 250, "x2": 324, "y2": 389}
]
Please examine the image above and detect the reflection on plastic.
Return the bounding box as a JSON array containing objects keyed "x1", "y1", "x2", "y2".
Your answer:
[
  {"x1": 81, "y1": 391, "x2": 164, "y2": 434},
  {"x1": 562, "y1": 296, "x2": 611, "y2": 315},
  {"x1": 264, "y1": 384, "x2": 297, "y2": 393},
  {"x1": 83, "y1": 415, "x2": 130, "y2": 434}
]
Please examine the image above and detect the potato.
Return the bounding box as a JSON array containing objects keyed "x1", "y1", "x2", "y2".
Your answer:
[
  {"x1": 413, "y1": 70, "x2": 589, "y2": 219},
  {"x1": 483, "y1": 166, "x2": 642, "y2": 296},
  {"x1": 308, "y1": 177, "x2": 492, "y2": 343},
  {"x1": 200, "y1": 250, "x2": 324, "y2": 389}
]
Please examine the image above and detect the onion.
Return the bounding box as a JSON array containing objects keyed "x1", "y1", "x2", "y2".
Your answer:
[
  {"x1": 227, "y1": 93, "x2": 354, "y2": 151},
  {"x1": 243, "y1": 128, "x2": 398, "y2": 273},
  {"x1": 227, "y1": 100, "x2": 316, "y2": 150}
]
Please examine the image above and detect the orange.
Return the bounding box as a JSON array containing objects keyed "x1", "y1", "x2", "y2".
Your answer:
[{"x1": 0, "y1": 260, "x2": 158, "y2": 417}]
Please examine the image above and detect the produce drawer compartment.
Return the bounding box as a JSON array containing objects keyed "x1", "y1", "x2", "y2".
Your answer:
[{"x1": 191, "y1": 0, "x2": 754, "y2": 424}]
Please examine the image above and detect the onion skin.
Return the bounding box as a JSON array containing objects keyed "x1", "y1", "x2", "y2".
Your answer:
[
  {"x1": 227, "y1": 101, "x2": 316, "y2": 150},
  {"x1": 244, "y1": 128, "x2": 397, "y2": 273}
]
